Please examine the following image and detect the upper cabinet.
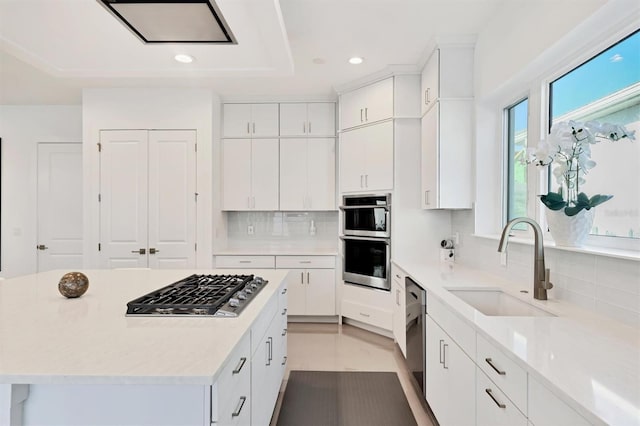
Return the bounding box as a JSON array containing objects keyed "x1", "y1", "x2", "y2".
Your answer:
[
  {"x1": 420, "y1": 46, "x2": 474, "y2": 117},
  {"x1": 280, "y1": 103, "x2": 336, "y2": 137},
  {"x1": 223, "y1": 103, "x2": 279, "y2": 138},
  {"x1": 340, "y1": 77, "x2": 394, "y2": 130}
]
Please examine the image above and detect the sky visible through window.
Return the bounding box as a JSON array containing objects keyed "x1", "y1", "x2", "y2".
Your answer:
[{"x1": 551, "y1": 30, "x2": 640, "y2": 119}]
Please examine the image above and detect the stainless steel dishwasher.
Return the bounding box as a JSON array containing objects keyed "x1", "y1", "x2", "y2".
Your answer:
[{"x1": 405, "y1": 277, "x2": 426, "y2": 396}]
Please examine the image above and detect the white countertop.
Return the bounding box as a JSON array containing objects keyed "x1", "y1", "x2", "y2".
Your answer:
[
  {"x1": 394, "y1": 260, "x2": 640, "y2": 426},
  {"x1": 0, "y1": 269, "x2": 288, "y2": 386}
]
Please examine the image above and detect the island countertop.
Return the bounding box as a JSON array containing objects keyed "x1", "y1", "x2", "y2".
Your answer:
[{"x1": 0, "y1": 269, "x2": 288, "y2": 386}]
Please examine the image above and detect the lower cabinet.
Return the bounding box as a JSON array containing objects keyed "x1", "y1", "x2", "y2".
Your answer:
[
  {"x1": 425, "y1": 315, "x2": 476, "y2": 426},
  {"x1": 391, "y1": 265, "x2": 407, "y2": 356},
  {"x1": 276, "y1": 256, "x2": 336, "y2": 316},
  {"x1": 477, "y1": 367, "x2": 527, "y2": 426},
  {"x1": 216, "y1": 332, "x2": 252, "y2": 426},
  {"x1": 250, "y1": 280, "x2": 288, "y2": 426}
]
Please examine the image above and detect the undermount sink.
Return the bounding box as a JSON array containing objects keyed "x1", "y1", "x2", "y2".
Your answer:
[{"x1": 447, "y1": 289, "x2": 556, "y2": 317}]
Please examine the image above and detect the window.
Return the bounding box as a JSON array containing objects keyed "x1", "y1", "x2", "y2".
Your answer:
[
  {"x1": 549, "y1": 29, "x2": 640, "y2": 239},
  {"x1": 505, "y1": 99, "x2": 529, "y2": 225}
]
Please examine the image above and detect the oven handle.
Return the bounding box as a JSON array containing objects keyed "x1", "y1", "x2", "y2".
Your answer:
[
  {"x1": 340, "y1": 236, "x2": 390, "y2": 244},
  {"x1": 339, "y1": 205, "x2": 390, "y2": 210}
]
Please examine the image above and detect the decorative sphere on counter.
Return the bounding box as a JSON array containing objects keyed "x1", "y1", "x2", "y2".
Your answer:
[{"x1": 58, "y1": 272, "x2": 89, "y2": 298}]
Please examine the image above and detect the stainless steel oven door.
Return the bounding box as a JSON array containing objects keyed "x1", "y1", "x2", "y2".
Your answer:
[
  {"x1": 341, "y1": 205, "x2": 390, "y2": 238},
  {"x1": 341, "y1": 236, "x2": 390, "y2": 291}
]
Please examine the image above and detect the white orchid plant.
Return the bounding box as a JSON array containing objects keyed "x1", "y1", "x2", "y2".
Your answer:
[{"x1": 527, "y1": 120, "x2": 635, "y2": 216}]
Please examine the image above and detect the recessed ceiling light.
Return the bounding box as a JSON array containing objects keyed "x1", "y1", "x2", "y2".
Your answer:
[
  {"x1": 349, "y1": 57, "x2": 364, "y2": 65},
  {"x1": 313, "y1": 58, "x2": 326, "y2": 65},
  {"x1": 174, "y1": 54, "x2": 194, "y2": 64}
]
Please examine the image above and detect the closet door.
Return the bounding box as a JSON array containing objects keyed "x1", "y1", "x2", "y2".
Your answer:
[
  {"x1": 147, "y1": 130, "x2": 197, "y2": 269},
  {"x1": 99, "y1": 130, "x2": 149, "y2": 269}
]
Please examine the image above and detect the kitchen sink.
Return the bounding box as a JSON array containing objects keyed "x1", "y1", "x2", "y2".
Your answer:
[{"x1": 447, "y1": 289, "x2": 555, "y2": 317}]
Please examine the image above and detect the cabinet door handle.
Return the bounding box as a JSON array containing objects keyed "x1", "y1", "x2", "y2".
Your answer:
[
  {"x1": 239, "y1": 260, "x2": 252, "y2": 264},
  {"x1": 307, "y1": 272, "x2": 310, "y2": 283},
  {"x1": 485, "y1": 388, "x2": 506, "y2": 409},
  {"x1": 246, "y1": 122, "x2": 250, "y2": 134},
  {"x1": 308, "y1": 121, "x2": 312, "y2": 133},
  {"x1": 232, "y1": 396, "x2": 247, "y2": 417},
  {"x1": 282, "y1": 308, "x2": 287, "y2": 316},
  {"x1": 299, "y1": 260, "x2": 312, "y2": 264},
  {"x1": 426, "y1": 87, "x2": 431, "y2": 104},
  {"x1": 365, "y1": 174, "x2": 368, "y2": 187},
  {"x1": 360, "y1": 108, "x2": 363, "y2": 122},
  {"x1": 425, "y1": 190, "x2": 430, "y2": 206},
  {"x1": 266, "y1": 337, "x2": 272, "y2": 365},
  {"x1": 282, "y1": 355, "x2": 288, "y2": 366},
  {"x1": 443, "y1": 343, "x2": 449, "y2": 369},
  {"x1": 485, "y1": 358, "x2": 506, "y2": 375},
  {"x1": 282, "y1": 328, "x2": 287, "y2": 337},
  {"x1": 424, "y1": 89, "x2": 428, "y2": 105},
  {"x1": 301, "y1": 272, "x2": 304, "y2": 284},
  {"x1": 232, "y1": 357, "x2": 247, "y2": 374},
  {"x1": 360, "y1": 175, "x2": 364, "y2": 188},
  {"x1": 303, "y1": 122, "x2": 306, "y2": 133},
  {"x1": 252, "y1": 122, "x2": 256, "y2": 134},
  {"x1": 439, "y1": 339, "x2": 444, "y2": 365},
  {"x1": 281, "y1": 288, "x2": 287, "y2": 294},
  {"x1": 365, "y1": 107, "x2": 368, "y2": 121}
]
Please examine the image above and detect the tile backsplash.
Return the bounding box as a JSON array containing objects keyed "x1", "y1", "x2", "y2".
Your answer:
[
  {"x1": 452, "y1": 210, "x2": 640, "y2": 328},
  {"x1": 226, "y1": 211, "x2": 339, "y2": 250}
]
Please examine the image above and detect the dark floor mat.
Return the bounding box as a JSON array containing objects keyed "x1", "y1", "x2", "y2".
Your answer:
[{"x1": 276, "y1": 371, "x2": 418, "y2": 426}]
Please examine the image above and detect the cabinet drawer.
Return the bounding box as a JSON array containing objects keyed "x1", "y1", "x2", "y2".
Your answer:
[
  {"x1": 215, "y1": 255, "x2": 275, "y2": 269},
  {"x1": 477, "y1": 367, "x2": 527, "y2": 426},
  {"x1": 342, "y1": 300, "x2": 392, "y2": 331},
  {"x1": 218, "y1": 393, "x2": 251, "y2": 426},
  {"x1": 251, "y1": 294, "x2": 278, "y2": 356},
  {"x1": 426, "y1": 292, "x2": 476, "y2": 357},
  {"x1": 391, "y1": 264, "x2": 407, "y2": 286},
  {"x1": 528, "y1": 376, "x2": 591, "y2": 426},
  {"x1": 217, "y1": 332, "x2": 251, "y2": 404},
  {"x1": 477, "y1": 333, "x2": 528, "y2": 414},
  {"x1": 275, "y1": 255, "x2": 335, "y2": 269}
]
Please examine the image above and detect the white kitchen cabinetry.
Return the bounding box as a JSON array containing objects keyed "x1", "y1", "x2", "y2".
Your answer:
[
  {"x1": 425, "y1": 315, "x2": 476, "y2": 426},
  {"x1": 222, "y1": 139, "x2": 279, "y2": 211},
  {"x1": 528, "y1": 376, "x2": 591, "y2": 426},
  {"x1": 420, "y1": 46, "x2": 474, "y2": 116},
  {"x1": 391, "y1": 265, "x2": 407, "y2": 357},
  {"x1": 421, "y1": 99, "x2": 472, "y2": 209},
  {"x1": 340, "y1": 78, "x2": 394, "y2": 130},
  {"x1": 276, "y1": 256, "x2": 336, "y2": 316},
  {"x1": 215, "y1": 332, "x2": 251, "y2": 426},
  {"x1": 280, "y1": 103, "x2": 336, "y2": 137},
  {"x1": 340, "y1": 120, "x2": 393, "y2": 193},
  {"x1": 223, "y1": 103, "x2": 279, "y2": 138},
  {"x1": 251, "y1": 280, "x2": 287, "y2": 426},
  {"x1": 280, "y1": 138, "x2": 336, "y2": 210},
  {"x1": 477, "y1": 367, "x2": 528, "y2": 426}
]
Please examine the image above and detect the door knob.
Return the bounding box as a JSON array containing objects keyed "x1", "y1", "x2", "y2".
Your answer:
[
  {"x1": 149, "y1": 248, "x2": 159, "y2": 255},
  {"x1": 36, "y1": 244, "x2": 48, "y2": 251},
  {"x1": 131, "y1": 248, "x2": 146, "y2": 254}
]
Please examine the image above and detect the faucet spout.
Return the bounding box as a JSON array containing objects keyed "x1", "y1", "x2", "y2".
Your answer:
[{"x1": 497, "y1": 217, "x2": 553, "y2": 300}]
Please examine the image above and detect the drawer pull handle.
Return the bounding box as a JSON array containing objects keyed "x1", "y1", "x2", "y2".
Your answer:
[
  {"x1": 395, "y1": 274, "x2": 401, "y2": 279},
  {"x1": 282, "y1": 328, "x2": 287, "y2": 336},
  {"x1": 282, "y1": 356, "x2": 288, "y2": 366},
  {"x1": 232, "y1": 357, "x2": 247, "y2": 374},
  {"x1": 299, "y1": 260, "x2": 312, "y2": 264},
  {"x1": 439, "y1": 339, "x2": 444, "y2": 365},
  {"x1": 282, "y1": 288, "x2": 287, "y2": 294},
  {"x1": 282, "y1": 308, "x2": 287, "y2": 316},
  {"x1": 359, "y1": 312, "x2": 370, "y2": 317},
  {"x1": 485, "y1": 388, "x2": 506, "y2": 408},
  {"x1": 485, "y1": 358, "x2": 506, "y2": 375},
  {"x1": 443, "y1": 343, "x2": 449, "y2": 369},
  {"x1": 239, "y1": 260, "x2": 252, "y2": 264},
  {"x1": 232, "y1": 396, "x2": 247, "y2": 417}
]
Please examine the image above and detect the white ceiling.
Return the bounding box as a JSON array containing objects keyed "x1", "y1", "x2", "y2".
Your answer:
[{"x1": 0, "y1": 0, "x2": 505, "y2": 104}]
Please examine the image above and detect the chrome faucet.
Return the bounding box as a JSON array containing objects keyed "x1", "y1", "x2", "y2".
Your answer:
[{"x1": 498, "y1": 217, "x2": 553, "y2": 300}]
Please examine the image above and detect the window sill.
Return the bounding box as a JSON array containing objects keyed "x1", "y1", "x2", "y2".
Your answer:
[{"x1": 472, "y1": 234, "x2": 640, "y2": 262}]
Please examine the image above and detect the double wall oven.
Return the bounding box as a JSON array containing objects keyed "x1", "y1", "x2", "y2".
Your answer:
[{"x1": 341, "y1": 194, "x2": 391, "y2": 291}]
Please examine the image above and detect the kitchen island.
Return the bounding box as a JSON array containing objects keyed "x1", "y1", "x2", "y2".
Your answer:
[{"x1": 0, "y1": 268, "x2": 289, "y2": 426}]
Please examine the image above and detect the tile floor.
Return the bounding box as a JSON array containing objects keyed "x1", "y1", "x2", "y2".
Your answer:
[{"x1": 271, "y1": 322, "x2": 435, "y2": 426}]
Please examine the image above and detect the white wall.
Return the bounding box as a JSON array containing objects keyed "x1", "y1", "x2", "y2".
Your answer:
[
  {"x1": 0, "y1": 105, "x2": 82, "y2": 278},
  {"x1": 82, "y1": 88, "x2": 216, "y2": 268}
]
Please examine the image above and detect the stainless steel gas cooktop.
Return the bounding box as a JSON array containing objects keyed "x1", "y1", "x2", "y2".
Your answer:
[{"x1": 125, "y1": 274, "x2": 268, "y2": 317}]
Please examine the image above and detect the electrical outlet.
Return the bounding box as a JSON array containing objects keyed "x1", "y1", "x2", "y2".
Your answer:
[{"x1": 247, "y1": 225, "x2": 254, "y2": 235}]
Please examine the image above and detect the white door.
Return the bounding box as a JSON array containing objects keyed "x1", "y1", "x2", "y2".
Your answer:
[
  {"x1": 279, "y1": 103, "x2": 308, "y2": 137},
  {"x1": 285, "y1": 270, "x2": 306, "y2": 315},
  {"x1": 306, "y1": 138, "x2": 335, "y2": 210},
  {"x1": 222, "y1": 139, "x2": 252, "y2": 210},
  {"x1": 148, "y1": 130, "x2": 197, "y2": 269},
  {"x1": 421, "y1": 105, "x2": 439, "y2": 209},
  {"x1": 36, "y1": 143, "x2": 83, "y2": 272},
  {"x1": 250, "y1": 104, "x2": 279, "y2": 137},
  {"x1": 305, "y1": 269, "x2": 335, "y2": 315},
  {"x1": 251, "y1": 139, "x2": 279, "y2": 210},
  {"x1": 362, "y1": 78, "x2": 394, "y2": 124},
  {"x1": 363, "y1": 121, "x2": 394, "y2": 191},
  {"x1": 279, "y1": 139, "x2": 307, "y2": 210},
  {"x1": 339, "y1": 130, "x2": 365, "y2": 192},
  {"x1": 223, "y1": 104, "x2": 252, "y2": 137},
  {"x1": 307, "y1": 103, "x2": 336, "y2": 136},
  {"x1": 100, "y1": 130, "x2": 197, "y2": 269},
  {"x1": 99, "y1": 130, "x2": 148, "y2": 269}
]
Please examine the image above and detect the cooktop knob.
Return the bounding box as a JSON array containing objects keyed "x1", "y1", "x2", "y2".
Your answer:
[
  {"x1": 237, "y1": 291, "x2": 247, "y2": 300},
  {"x1": 229, "y1": 298, "x2": 240, "y2": 308},
  {"x1": 245, "y1": 287, "x2": 253, "y2": 294}
]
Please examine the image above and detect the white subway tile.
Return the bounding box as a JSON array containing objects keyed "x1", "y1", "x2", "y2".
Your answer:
[{"x1": 595, "y1": 300, "x2": 640, "y2": 328}]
